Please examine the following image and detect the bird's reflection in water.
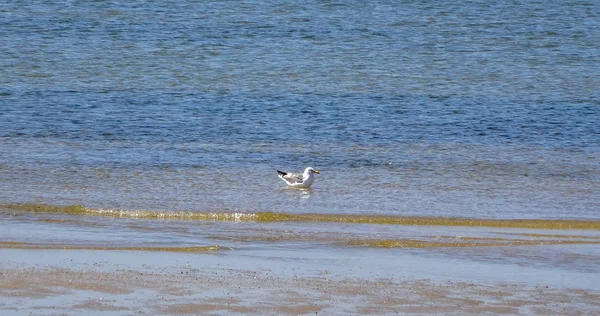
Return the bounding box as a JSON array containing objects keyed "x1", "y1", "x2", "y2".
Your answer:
[{"x1": 280, "y1": 187, "x2": 313, "y2": 199}]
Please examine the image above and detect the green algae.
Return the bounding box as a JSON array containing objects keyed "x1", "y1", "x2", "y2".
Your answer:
[
  {"x1": 253, "y1": 212, "x2": 600, "y2": 230},
  {"x1": 3, "y1": 203, "x2": 600, "y2": 230},
  {"x1": 4, "y1": 203, "x2": 87, "y2": 215}
]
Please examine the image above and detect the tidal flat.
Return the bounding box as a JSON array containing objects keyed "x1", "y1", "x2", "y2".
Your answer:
[{"x1": 2, "y1": 247, "x2": 600, "y2": 316}]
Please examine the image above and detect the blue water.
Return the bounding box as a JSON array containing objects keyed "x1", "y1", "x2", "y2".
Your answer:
[{"x1": 1, "y1": 0, "x2": 599, "y2": 219}]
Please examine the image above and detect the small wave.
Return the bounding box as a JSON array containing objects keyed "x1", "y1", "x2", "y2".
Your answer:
[
  {"x1": 3, "y1": 203, "x2": 600, "y2": 230},
  {"x1": 2, "y1": 203, "x2": 257, "y2": 222}
]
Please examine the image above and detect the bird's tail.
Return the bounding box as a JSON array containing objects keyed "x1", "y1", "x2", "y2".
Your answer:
[{"x1": 276, "y1": 170, "x2": 287, "y2": 176}]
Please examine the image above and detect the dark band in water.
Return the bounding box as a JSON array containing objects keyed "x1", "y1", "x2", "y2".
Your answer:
[{"x1": 0, "y1": 241, "x2": 227, "y2": 252}]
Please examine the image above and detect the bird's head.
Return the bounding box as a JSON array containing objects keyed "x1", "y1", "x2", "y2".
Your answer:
[{"x1": 305, "y1": 167, "x2": 320, "y2": 174}]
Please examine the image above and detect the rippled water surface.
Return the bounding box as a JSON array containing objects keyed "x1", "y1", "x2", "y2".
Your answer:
[
  {"x1": 2, "y1": 0, "x2": 599, "y2": 219},
  {"x1": 1, "y1": 1, "x2": 600, "y2": 284}
]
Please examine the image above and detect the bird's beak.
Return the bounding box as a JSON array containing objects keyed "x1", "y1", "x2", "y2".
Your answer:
[{"x1": 314, "y1": 170, "x2": 320, "y2": 174}]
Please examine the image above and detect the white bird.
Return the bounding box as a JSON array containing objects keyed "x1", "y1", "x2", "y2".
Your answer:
[{"x1": 277, "y1": 167, "x2": 321, "y2": 188}]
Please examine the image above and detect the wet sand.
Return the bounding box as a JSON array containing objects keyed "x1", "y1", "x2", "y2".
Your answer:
[{"x1": 2, "y1": 250, "x2": 599, "y2": 315}]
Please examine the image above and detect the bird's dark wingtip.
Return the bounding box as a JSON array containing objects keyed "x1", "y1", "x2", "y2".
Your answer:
[{"x1": 276, "y1": 170, "x2": 287, "y2": 176}]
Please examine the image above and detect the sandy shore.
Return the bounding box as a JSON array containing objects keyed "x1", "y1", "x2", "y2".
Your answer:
[{"x1": 2, "y1": 252, "x2": 599, "y2": 315}]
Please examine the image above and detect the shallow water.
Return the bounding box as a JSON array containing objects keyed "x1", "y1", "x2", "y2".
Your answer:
[
  {"x1": 2, "y1": 204, "x2": 600, "y2": 291},
  {"x1": 1, "y1": 0, "x2": 599, "y2": 291}
]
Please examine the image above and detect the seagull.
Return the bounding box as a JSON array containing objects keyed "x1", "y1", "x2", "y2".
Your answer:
[{"x1": 276, "y1": 167, "x2": 321, "y2": 188}]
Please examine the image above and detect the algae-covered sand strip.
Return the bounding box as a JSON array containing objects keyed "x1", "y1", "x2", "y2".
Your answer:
[{"x1": 4, "y1": 203, "x2": 600, "y2": 230}]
